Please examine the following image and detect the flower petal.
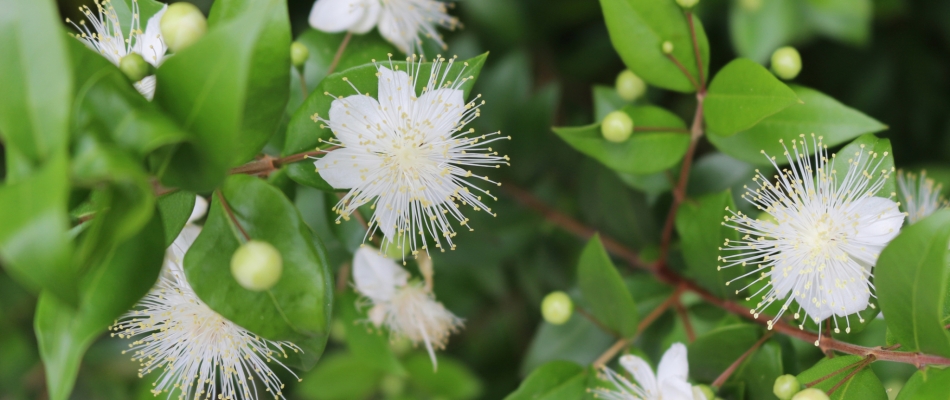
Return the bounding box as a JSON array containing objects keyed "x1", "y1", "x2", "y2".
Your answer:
[
  {"x1": 413, "y1": 88, "x2": 465, "y2": 143},
  {"x1": 188, "y1": 195, "x2": 208, "y2": 224},
  {"x1": 308, "y1": 0, "x2": 368, "y2": 33},
  {"x1": 353, "y1": 246, "x2": 409, "y2": 302},
  {"x1": 377, "y1": 9, "x2": 413, "y2": 53},
  {"x1": 349, "y1": 0, "x2": 381, "y2": 34},
  {"x1": 139, "y1": 5, "x2": 168, "y2": 67},
  {"x1": 848, "y1": 196, "x2": 904, "y2": 266},
  {"x1": 328, "y1": 95, "x2": 385, "y2": 149},
  {"x1": 314, "y1": 147, "x2": 384, "y2": 189},
  {"x1": 166, "y1": 224, "x2": 201, "y2": 270},
  {"x1": 377, "y1": 67, "x2": 413, "y2": 128},
  {"x1": 659, "y1": 378, "x2": 697, "y2": 400},
  {"x1": 657, "y1": 343, "x2": 689, "y2": 383},
  {"x1": 619, "y1": 354, "x2": 658, "y2": 397}
]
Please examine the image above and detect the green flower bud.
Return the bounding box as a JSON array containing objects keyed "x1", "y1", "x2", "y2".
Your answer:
[
  {"x1": 230, "y1": 240, "x2": 283, "y2": 291},
  {"x1": 379, "y1": 375, "x2": 406, "y2": 397},
  {"x1": 677, "y1": 0, "x2": 700, "y2": 8},
  {"x1": 601, "y1": 110, "x2": 635, "y2": 143},
  {"x1": 615, "y1": 70, "x2": 646, "y2": 102},
  {"x1": 662, "y1": 41, "x2": 674, "y2": 55},
  {"x1": 119, "y1": 53, "x2": 151, "y2": 82},
  {"x1": 773, "y1": 374, "x2": 802, "y2": 400},
  {"x1": 694, "y1": 385, "x2": 716, "y2": 400},
  {"x1": 771, "y1": 46, "x2": 802, "y2": 80},
  {"x1": 291, "y1": 41, "x2": 309, "y2": 68},
  {"x1": 791, "y1": 388, "x2": 829, "y2": 400},
  {"x1": 541, "y1": 291, "x2": 574, "y2": 325},
  {"x1": 160, "y1": 2, "x2": 207, "y2": 53}
]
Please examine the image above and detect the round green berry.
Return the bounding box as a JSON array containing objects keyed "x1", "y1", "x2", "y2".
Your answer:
[
  {"x1": 119, "y1": 53, "x2": 150, "y2": 82},
  {"x1": 160, "y1": 2, "x2": 208, "y2": 53},
  {"x1": 541, "y1": 291, "x2": 574, "y2": 325},
  {"x1": 291, "y1": 41, "x2": 309, "y2": 68},
  {"x1": 677, "y1": 0, "x2": 700, "y2": 8},
  {"x1": 601, "y1": 110, "x2": 635, "y2": 143},
  {"x1": 773, "y1": 374, "x2": 802, "y2": 400},
  {"x1": 230, "y1": 240, "x2": 283, "y2": 291},
  {"x1": 791, "y1": 388, "x2": 829, "y2": 400},
  {"x1": 615, "y1": 70, "x2": 646, "y2": 102},
  {"x1": 662, "y1": 41, "x2": 674, "y2": 55},
  {"x1": 771, "y1": 46, "x2": 802, "y2": 80}
]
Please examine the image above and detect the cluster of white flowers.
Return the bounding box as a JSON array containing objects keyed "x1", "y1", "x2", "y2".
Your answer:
[
  {"x1": 896, "y1": 170, "x2": 947, "y2": 224},
  {"x1": 308, "y1": 0, "x2": 459, "y2": 54},
  {"x1": 592, "y1": 343, "x2": 707, "y2": 400}
]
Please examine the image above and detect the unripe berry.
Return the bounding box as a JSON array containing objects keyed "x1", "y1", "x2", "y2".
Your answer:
[
  {"x1": 740, "y1": 0, "x2": 762, "y2": 11},
  {"x1": 791, "y1": 388, "x2": 829, "y2": 400},
  {"x1": 541, "y1": 291, "x2": 573, "y2": 325},
  {"x1": 601, "y1": 110, "x2": 635, "y2": 143},
  {"x1": 119, "y1": 53, "x2": 150, "y2": 82},
  {"x1": 230, "y1": 240, "x2": 283, "y2": 291},
  {"x1": 291, "y1": 41, "x2": 309, "y2": 68},
  {"x1": 694, "y1": 385, "x2": 715, "y2": 400},
  {"x1": 677, "y1": 0, "x2": 700, "y2": 8},
  {"x1": 773, "y1": 375, "x2": 802, "y2": 400},
  {"x1": 662, "y1": 41, "x2": 674, "y2": 55},
  {"x1": 160, "y1": 2, "x2": 207, "y2": 53},
  {"x1": 615, "y1": 70, "x2": 646, "y2": 102},
  {"x1": 771, "y1": 46, "x2": 802, "y2": 80}
]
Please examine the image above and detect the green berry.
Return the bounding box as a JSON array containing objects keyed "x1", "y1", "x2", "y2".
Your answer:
[
  {"x1": 740, "y1": 0, "x2": 762, "y2": 11},
  {"x1": 694, "y1": 385, "x2": 715, "y2": 400},
  {"x1": 379, "y1": 375, "x2": 406, "y2": 397},
  {"x1": 230, "y1": 240, "x2": 283, "y2": 291},
  {"x1": 119, "y1": 53, "x2": 150, "y2": 82},
  {"x1": 329, "y1": 318, "x2": 346, "y2": 343},
  {"x1": 773, "y1": 375, "x2": 802, "y2": 400},
  {"x1": 677, "y1": 0, "x2": 700, "y2": 8},
  {"x1": 291, "y1": 41, "x2": 309, "y2": 68},
  {"x1": 615, "y1": 70, "x2": 646, "y2": 102},
  {"x1": 662, "y1": 41, "x2": 674, "y2": 55},
  {"x1": 601, "y1": 110, "x2": 635, "y2": 143},
  {"x1": 541, "y1": 291, "x2": 574, "y2": 325},
  {"x1": 771, "y1": 46, "x2": 802, "y2": 80},
  {"x1": 791, "y1": 388, "x2": 829, "y2": 400},
  {"x1": 160, "y1": 2, "x2": 207, "y2": 53}
]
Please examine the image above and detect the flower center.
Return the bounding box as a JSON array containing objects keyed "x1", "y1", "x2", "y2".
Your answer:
[
  {"x1": 389, "y1": 140, "x2": 430, "y2": 174},
  {"x1": 801, "y1": 214, "x2": 840, "y2": 258}
]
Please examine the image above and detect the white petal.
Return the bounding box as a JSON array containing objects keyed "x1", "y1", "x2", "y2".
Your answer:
[
  {"x1": 848, "y1": 196, "x2": 904, "y2": 265},
  {"x1": 353, "y1": 246, "x2": 409, "y2": 302},
  {"x1": 657, "y1": 343, "x2": 689, "y2": 384},
  {"x1": 619, "y1": 354, "x2": 658, "y2": 397},
  {"x1": 139, "y1": 5, "x2": 168, "y2": 67},
  {"x1": 377, "y1": 67, "x2": 413, "y2": 126},
  {"x1": 372, "y1": 194, "x2": 400, "y2": 240},
  {"x1": 348, "y1": 0, "x2": 380, "y2": 34},
  {"x1": 308, "y1": 0, "x2": 368, "y2": 33},
  {"x1": 188, "y1": 195, "x2": 208, "y2": 224},
  {"x1": 377, "y1": 9, "x2": 413, "y2": 53},
  {"x1": 313, "y1": 147, "x2": 384, "y2": 189},
  {"x1": 413, "y1": 88, "x2": 465, "y2": 143},
  {"x1": 368, "y1": 303, "x2": 387, "y2": 327},
  {"x1": 166, "y1": 224, "x2": 202, "y2": 270},
  {"x1": 134, "y1": 75, "x2": 157, "y2": 101},
  {"x1": 659, "y1": 378, "x2": 696, "y2": 400},
  {"x1": 328, "y1": 95, "x2": 385, "y2": 149},
  {"x1": 692, "y1": 386, "x2": 709, "y2": 400}
]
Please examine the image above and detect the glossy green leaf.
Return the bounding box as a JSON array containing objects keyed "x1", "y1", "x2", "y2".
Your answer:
[
  {"x1": 577, "y1": 235, "x2": 639, "y2": 337},
  {"x1": 405, "y1": 353, "x2": 482, "y2": 399},
  {"x1": 830, "y1": 134, "x2": 897, "y2": 203},
  {"x1": 592, "y1": 85, "x2": 628, "y2": 122},
  {"x1": 519, "y1": 314, "x2": 615, "y2": 376},
  {"x1": 296, "y1": 352, "x2": 382, "y2": 400},
  {"x1": 505, "y1": 361, "x2": 586, "y2": 400},
  {"x1": 337, "y1": 290, "x2": 405, "y2": 375},
  {"x1": 705, "y1": 58, "x2": 799, "y2": 136},
  {"x1": 0, "y1": 0, "x2": 72, "y2": 179},
  {"x1": 720, "y1": 340, "x2": 784, "y2": 400},
  {"x1": 707, "y1": 86, "x2": 886, "y2": 166},
  {"x1": 156, "y1": 191, "x2": 197, "y2": 247},
  {"x1": 729, "y1": 0, "x2": 806, "y2": 63},
  {"x1": 899, "y1": 367, "x2": 950, "y2": 400},
  {"x1": 677, "y1": 189, "x2": 742, "y2": 299},
  {"x1": 688, "y1": 324, "x2": 763, "y2": 382},
  {"x1": 796, "y1": 356, "x2": 887, "y2": 400},
  {"x1": 553, "y1": 105, "x2": 690, "y2": 175},
  {"x1": 876, "y1": 210, "x2": 950, "y2": 357},
  {"x1": 184, "y1": 175, "x2": 331, "y2": 369},
  {"x1": 598, "y1": 0, "x2": 710, "y2": 92}
]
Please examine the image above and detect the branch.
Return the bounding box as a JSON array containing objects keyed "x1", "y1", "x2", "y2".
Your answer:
[
  {"x1": 592, "y1": 285, "x2": 683, "y2": 368},
  {"x1": 712, "y1": 332, "x2": 773, "y2": 388},
  {"x1": 216, "y1": 190, "x2": 250, "y2": 242}
]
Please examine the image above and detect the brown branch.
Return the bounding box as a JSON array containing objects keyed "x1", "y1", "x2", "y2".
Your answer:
[
  {"x1": 216, "y1": 190, "x2": 251, "y2": 242},
  {"x1": 576, "y1": 305, "x2": 620, "y2": 339},
  {"x1": 686, "y1": 12, "x2": 705, "y2": 89},
  {"x1": 592, "y1": 285, "x2": 683, "y2": 368},
  {"x1": 665, "y1": 53, "x2": 701, "y2": 93},
  {"x1": 674, "y1": 298, "x2": 696, "y2": 342},
  {"x1": 326, "y1": 32, "x2": 352, "y2": 76},
  {"x1": 227, "y1": 147, "x2": 340, "y2": 177},
  {"x1": 712, "y1": 332, "x2": 773, "y2": 388},
  {"x1": 827, "y1": 357, "x2": 875, "y2": 395},
  {"x1": 297, "y1": 68, "x2": 308, "y2": 98},
  {"x1": 335, "y1": 262, "x2": 351, "y2": 293}
]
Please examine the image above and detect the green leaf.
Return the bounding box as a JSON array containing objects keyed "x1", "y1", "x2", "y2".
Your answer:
[
  {"x1": 802, "y1": 0, "x2": 872, "y2": 46},
  {"x1": 296, "y1": 352, "x2": 382, "y2": 400},
  {"x1": 796, "y1": 356, "x2": 887, "y2": 400},
  {"x1": 899, "y1": 367, "x2": 950, "y2": 400},
  {"x1": 184, "y1": 175, "x2": 331, "y2": 369},
  {"x1": 553, "y1": 105, "x2": 690, "y2": 175},
  {"x1": 337, "y1": 290, "x2": 405, "y2": 375},
  {"x1": 729, "y1": 0, "x2": 806, "y2": 63},
  {"x1": 154, "y1": 0, "x2": 290, "y2": 191},
  {"x1": 519, "y1": 314, "x2": 615, "y2": 376},
  {"x1": 688, "y1": 324, "x2": 763, "y2": 382},
  {"x1": 705, "y1": 58, "x2": 799, "y2": 136},
  {"x1": 505, "y1": 361, "x2": 587, "y2": 400},
  {"x1": 405, "y1": 353, "x2": 482, "y2": 399},
  {"x1": 0, "y1": 0, "x2": 72, "y2": 179},
  {"x1": 577, "y1": 235, "x2": 639, "y2": 337},
  {"x1": 156, "y1": 191, "x2": 197, "y2": 247},
  {"x1": 875, "y1": 210, "x2": 950, "y2": 358},
  {"x1": 707, "y1": 85, "x2": 886, "y2": 165},
  {"x1": 677, "y1": 189, "x2": 742, "y2": 299},
  {"x1": 598, "y1": 0, "x2": 710, "y2": 92},
  {"x1": 720, "y1": 340, "x2": 784, "y2": 400},
  {"x1": 830, "y1": 133, "x2": 897, "y2": 201},
  {"x1": 592, "y1": 85, "x2": 628, "y2": 122}
]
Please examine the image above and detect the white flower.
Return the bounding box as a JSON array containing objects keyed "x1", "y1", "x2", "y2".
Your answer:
[
  {"x1": 110, "y1": 197, "x2": 301, "y2": 400},
  {"x1": 896, "y1": 170, "x2": 946, "y2": 224},
  {"x1": 352, "y1": 246, "x2": 463, "y2": 369},
  {"x1": 593, "y1": 343, "x2": 705, "y2": 400},
  {"x1": 313, "y1": 56, "x2": 509, "y2": 254},
  {"x1": 67, "y1": 0, "x2": 168, "y2": 99},
  {"x1": 721, "y1": 135, "x2": 904, "y2": 337},
  {"x1": 308, "y1": 0, "x2": 460, "y2": 54}
]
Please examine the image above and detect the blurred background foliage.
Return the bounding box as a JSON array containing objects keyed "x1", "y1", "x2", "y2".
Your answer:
[{"x1": 2, "y1": 0, "x2": 948, "y2": 398}]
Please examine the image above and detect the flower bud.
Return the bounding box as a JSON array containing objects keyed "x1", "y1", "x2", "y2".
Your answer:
[
  {"x1": 694, "y1": 385, "x2": 716, "y2": 400},
  {"x1": 230, "y1": 240, "x2": 283, "y2": 291},
  {"x1": 773, "y1": 375, "x2": 802, "y2": 400},
  {"x1": 615, "y1": 70, "x2": 646, "y2": 102},
  {"x1": 740, "y1": 0, "x2": 762, "y2": 11},
  {"x1": 662, "y1": 41, "x2": 674, "y2": 54},
  {"x1": 119, "y1": 53, "x2": 151, "y2": 82},
  {"x1": 677, "y1": 0, "x2": 700, "y2": 8},
  {"x1": 790, "y1": 388, "x2": 828, "y2": 400},
  {"x1": 541, "y1": 291, "x2": 573, "y2": 325},
  {"x1": 160, "y1": 2, "x2": 207, "y2": 53},
  {"x1": 771, "y1": 46, "x2": 802, "y2": 80},
  {"x1": 379, "y1": 375, "x2": 406, "y2": 397},
  {"x1": 291, "y1": 41, "x2": 309, "y2": 68},
  {"x1": 601, "y1": 110, "x2": 635, "y2": 143}
]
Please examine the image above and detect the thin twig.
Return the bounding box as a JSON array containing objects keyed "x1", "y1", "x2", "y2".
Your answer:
[
  {"x1": 827, "y1": 356, "x2": 875, "y2": 395},
  {"x1": 216, "y1": 190, "x2": 251, "y2": 242},
  {"x1": 686, "y1": 12, "x2": 705, "y2": 88},
  {"x1": 665, "y1": 53, "x2": 701, "y2": 93},
  {"x1": 297, "y1": 68, "x2": 308, "y2": 98},
  {"x1": 576, "y1": 305, "x2": 621, "y2": 339},
  {"x1": 336, "y1": 262, "x2": 351, "y2": 293},
  {"x1": 592, "y1": 286, "x2": 683, "y2": 368},
  {"x1": 674, "y1": 298, "x2": 696, "y2": 342},
  {"x1": 712, "y1": 332, "x2": 773, "y2": 388},
  {"x1": 326, "y1": 32, "x2": 353, "y2": 76}
]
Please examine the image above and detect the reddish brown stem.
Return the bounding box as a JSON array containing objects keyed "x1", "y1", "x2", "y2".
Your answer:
[
  {"x1": 827, "y1": 357, "x2": 875, "y2": 395},
  {"x1": 216, "y1": 190, "x2": 250, "y2": 242},
  {"x1": 576, "y1": 305, "x2": 621, "y2": 339},
  {"x1": 686, "y1": 12, "x2": 705, "y2": 88},
  {"x1": 712, "y1": 332, "x2": 773, "y2": 388},
  {"x1": 326, "y1": 32, "x2": 352, "y2": 76},
  {"x1": 665, "y1": 53, "x2": 701, "y2": 93},
  {"x1": 674, "y1": 298, "x2": 696, "y2": 342},
  {"x1": 592, "y1": 286, "x2": 683, "y2": 368},
  {"x1": 297, "y1": 68, "x2": 308, "y2": 98}
]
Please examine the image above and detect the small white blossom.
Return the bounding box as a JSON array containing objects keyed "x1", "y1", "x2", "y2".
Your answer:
[
  {"x1": 313, "y1": 56, "x2": 509, "y2": 254},
  {"x1": 721, "y1": 135, "x2": 904, "y2": 338},
  {"x1": 308, "y1": 0, "x2": 459, "y2": 54},
  {"x1": 68, "y1": 0, "x2": 168, "y2": 99},
  {"x1": 593, "y1": 343, "x2": 705, "y2": 400},
  {"x1": 896, "y1": 170, "x2": 946, "y2": 224},
  {"x1": 352, "y1": 246, "x2": 463, "y2": 369},
  {"x1": 111, "y1": 198, "x2": 301, "y2": 400}
]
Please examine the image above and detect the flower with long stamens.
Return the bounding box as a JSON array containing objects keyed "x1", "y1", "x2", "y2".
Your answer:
[
  {"x1": 592, "y1": 343, "x2": 706, "y2": 400},
  {"x1": 896, "y1": 170, "x2": 946, "y2": 224},
  {"x1": 313, "y1": 55, "x2": 509, "y2": 254},
  {"x1": 67, "y1": 0, "x2": 168, "y2": 99},
  {"x1": 720, "y1": 135, "x2": 904, "y2": 339},
  {"x1": 110, "y1": 198, "x2": 301, "y2": 400},
  {"x1": 308, "y1": 0, "x2": 460, "y2": 54}
]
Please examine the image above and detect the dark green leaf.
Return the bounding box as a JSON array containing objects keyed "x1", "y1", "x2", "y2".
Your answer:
[
  {"x1": 705, "y1": 58, "x2": 799, "y2": 136},
  {"x1": 802, "y1": 0, "x2": 872, "y2": 46},
  {"x1": 156, "y1": 191, "x2": 197, "y2": 247},
  {"x1": 688, "y1": 324, "x2": 763, "y2": 382},
  {"x1": 504, "y1": 361, "x2": 587, "y2": 400},
  {"x1": 796, "y1": 356, "x2": 887, "y2": 400},
  {"x1": 296, "y1": 352, "x2": 382, "y2": 400},
  {"x1": 519, "y1": 314, "x2": 615, "y2": 376},
  {"x1": 405, "y1": 353, "x2": 482, "y2": 399},
  {"x1": 677, "y1": 189, "x2": 742, "y2": 299},
  {"x1": 899, "y1": 367, "x2": 950, "y2": 400},
  {"x1": 577, "y1": 235, "x2": 639, "y2": 337}
]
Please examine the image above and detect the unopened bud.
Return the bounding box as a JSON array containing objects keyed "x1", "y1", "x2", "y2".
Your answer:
[
  {"x1": 790, "y1": 388, "x2": 828, "y2": 400},
  {"x1": 601, "y1": 110, "x2": 635, "y2": 143},
  {"x1": 119, "y1": 53, "x2": 151, "y2": 82},
  {"x1": 615, "y1": 70, "x2": 646, "y2": 102},
  {"x1": 291, "y1": 41, "x2": 309, "y2": 68},
  {"x1": 773, "y1": 375, "x2": 802, "y2": 400},
  {"x1": 160, "y1": 2, "x2": 207, "y2": 53},
  {"x1": 662, "y1": 41, "x2": 674, "y2": 54},
  {"x1": 230, "y1": 240, "x2": 283, "y2": 291},
  {"x1": 677, "y1": 0, "x2": 700, "y2": 8},
  {"x1": 541, "y1": 291, "x2": 573, "y2": 325},
  {"x1": 771, "y1": 46, "x2": 802, "y2": 80},
  {"x1": 694, "y1": 385, "x2": 715, "y2": 400}
]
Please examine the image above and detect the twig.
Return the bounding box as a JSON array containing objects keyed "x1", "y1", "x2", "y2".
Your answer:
[
  {"x1": 674, "y1": 298, "x2": 696, "y2": 342},
  {"x1": 664, "y1": 53, "x2": 701, "y2": 93},
  {"x1": 576, "y1": 305, "x2": 621, "y2": 339},
  {"x1": 297, "y1": 68, "x2": 308, "y2": 98},
  {"x1": 686, "y1": 12, "x2": 705, "y2": 88},
  {"x1": 216, "y1": 190, "x2": 251, "y2": 242},
  {"x1": 827, "y1": 356, "x2": 875, "y2": 395},
  {"x1": 592, "y1": 286, "x2": 683, "y2": 368},
  {"x1": 326, "y1": 32, "x2": 352, "y2": 76},
  {"x1": 335, "y1": 262, "x2": 351, "y2": 293},
  {"x1": 712, "y1": 332, "x2": 773, "y2": 388}
]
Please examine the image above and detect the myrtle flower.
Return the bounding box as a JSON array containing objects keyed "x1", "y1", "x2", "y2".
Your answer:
[
  {"x1": 592, "y1": 343, "x2": 706, "y2": 400},
  {"x1": 313, "y1": 56, "x2": 509, "y2": 254},
  {"x1": 352, "y1": 246, "x2": 463, "y2": 369},
  {"x1": 67, "y1": 0, "x2": 168, "y2": 99},
  {"x1": 308, "y1": 0, "x2": 460, "y2": 54},
  {"x1": 896, "y1": 170, "x2": 946, "y2": 224},
  {"x1": 721, "y1": 135, "x2": 904, "y2": 338},
  {"x1": 110, "y1": 197, "x2": 301, "y2": 400}
]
